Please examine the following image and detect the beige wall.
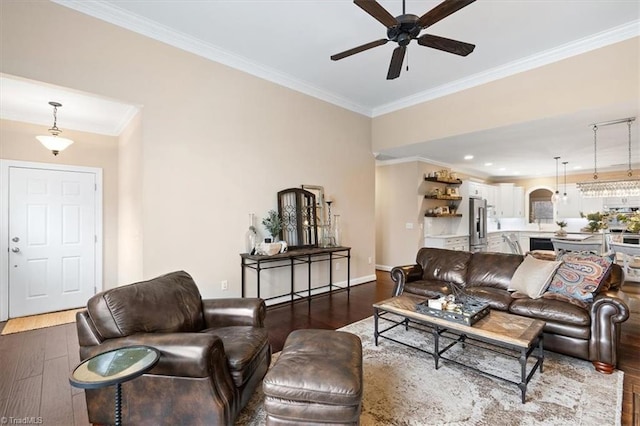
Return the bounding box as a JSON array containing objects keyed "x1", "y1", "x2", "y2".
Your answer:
[
  {"x1": 0, "y1": 119, "x2": 119, "y2": 289},
  {"x1": 372, "y1": 37, "x2": 639, "y2": 152},
  {"x1": 117, "y1": 111, "x2": 144, "y2": 284},
  {"x1": 0, "y1": 2, "x2": 375, "y2": 298}
]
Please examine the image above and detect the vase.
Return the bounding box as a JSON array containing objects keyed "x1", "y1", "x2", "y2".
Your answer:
[
  {"x1": 245, "y1": 213, "x2": 257, "y2": 254},
  {"x1": 332, "y1": 215, "x2": 341, "y2": 247}
]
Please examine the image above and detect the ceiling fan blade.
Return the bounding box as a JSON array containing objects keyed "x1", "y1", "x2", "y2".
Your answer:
[
  {"x1": 331, "y1": 39, "x2": 388, "y2": 61},
  {"x1": 354, "y1": 0, "x2": 398, "y2": 28},
  {"x1": 417, "y1": 34, "x2": 475, "y2": 56},
  {"x1": 386, "y1": 46, "x2": 406, "y2": 80},
  {"x1": 417, "y1": 0, "x2": 476, "y2": 29}
]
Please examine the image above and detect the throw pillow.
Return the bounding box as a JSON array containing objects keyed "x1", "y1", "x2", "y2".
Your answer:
[
  {"x1": 545, "y1": 252, "x2": 613, "y2": 303},
  {"x1": 509, "y1": 255, "x2": 563, "y2": 299}
]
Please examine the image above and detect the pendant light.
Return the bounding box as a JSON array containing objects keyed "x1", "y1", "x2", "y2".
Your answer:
[
  {"x1": 561, "y1": 161, "x2": 569, "y2": 204},
  {"x1": 576, "y1": 117, "x2": 639, "y2": 197},
  {"x1": 36, "y1": 101, "x2": 74, "y2": 156},
  {"x1": 551, "y1": 156, "x2": 560, "y2": 203}
]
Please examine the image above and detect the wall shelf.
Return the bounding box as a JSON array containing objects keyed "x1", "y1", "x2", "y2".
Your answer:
[
  {"x1": 425, "y1": 214, "x2": 463, "y2": 218},
  {"x1": 424, "y1": 195, "x2": 463, "y2": 201},
  {"x1": 425, "y1": 177, "x2": 463, "y2": 185}
]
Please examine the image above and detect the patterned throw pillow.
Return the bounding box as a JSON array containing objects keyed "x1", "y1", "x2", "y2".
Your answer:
[{"x1": 546, "y1": 252, "x2": 613, "y2": 303}]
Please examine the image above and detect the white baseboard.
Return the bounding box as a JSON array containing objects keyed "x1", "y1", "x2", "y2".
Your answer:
[{"x1": 375, "y1": 264, "x2": 392, "y2": 272}]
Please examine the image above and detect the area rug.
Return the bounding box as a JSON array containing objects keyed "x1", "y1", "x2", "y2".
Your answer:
[
  {"x1": 236, "y1": 315, "x2": 623, "y2": 425},
  {"x1": 1, "y1": 308, "x2": 84, "y2": 335}
]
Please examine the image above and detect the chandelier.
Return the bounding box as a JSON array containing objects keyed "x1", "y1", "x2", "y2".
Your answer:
[
  {"x1": 576, "y1": 117, "x2": 638, "y2": 198},
  {"x1": 36, "y1": 101, "x2": 74, "y2": 156}
]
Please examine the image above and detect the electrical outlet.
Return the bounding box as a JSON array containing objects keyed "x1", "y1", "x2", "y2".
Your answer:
[
  {"x1": 406, "y1": 222, "x2": 414, "y2": 229},
  {"x1": 336, "y1": 262, "x2": 341, "y2": 271},
  {"x1": 221, "y1": 280, "x2": 228, "y2": 291},
  {"x1": 368, "y1": 257, "x2": 372, "y2": 265}
]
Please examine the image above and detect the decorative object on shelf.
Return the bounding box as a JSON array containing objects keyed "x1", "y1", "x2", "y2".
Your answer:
[
  {"x1": 255, "y1": 241, "x2": 288, "y2": 256},
  {"x1": 449, "y1": 187, "x2": 459, "y2": 197},
  {"x1": 245, "y1": 213, "x2": 258, "y2": 254},
  {"x1": 321, "y1": 200, "x2": 338, "y2": 247},
  {"x1": 555, "y1": 220, "x2": 568, "y2": 237},
  {"x1": 551, "y1": 156, "x2": 561, "y2": 203},
  {"x1": 332, "y1": 214, "x2": 341, "y2": 246},
  {"x1": 577, "y1": 117, "x2": 639, "y2": 198},
  {"x1": 262, "y1": 209, "x2": 283, "y2": 242},
  {"x1": 278, "y1": 188, "x2": 319, "y2": 249},
  {"x1": 618, "y1": 211, "x2": 640, "y2": 234},
  {"x1": 36, "y1": 101, "x2": 74, "y2": 155},
  {"x1": 301, "y1": 184, "x2": 325, "y2": 224},
  {"x1": 440, "y1": 206, "x2": 450, "y2": 215},
  {"x1": 580, "y1": 211, "x2": 610, "y2": 233}
]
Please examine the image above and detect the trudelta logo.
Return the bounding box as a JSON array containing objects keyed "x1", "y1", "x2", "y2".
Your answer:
[{"x1": 0, "y1": 417, "x2": 43, "y2": 425}]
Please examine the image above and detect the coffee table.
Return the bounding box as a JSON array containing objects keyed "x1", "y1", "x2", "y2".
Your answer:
[
  {"x1": 373, "y1": 294, "x2": 545, "y2": 403},
  {"x1": 69, "y1": 345, "x2": 160, "y2": 426}
]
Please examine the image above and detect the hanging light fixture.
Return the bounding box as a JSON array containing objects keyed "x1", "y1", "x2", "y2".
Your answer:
[
  {"x1": 562, "y1": 161, "x2": 569, "y2": 203},
  {"x1": 576, "y1": 117, "x2": 639, "y2": 197},
  {"x1": 36, "y1": 101, "x2": 74, "y2": 156},
  {"x1": 551, "y1": 156, "x2": 561, "y2": 203}
]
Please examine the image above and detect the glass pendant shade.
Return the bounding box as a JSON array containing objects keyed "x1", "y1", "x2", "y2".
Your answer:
[
  {"x1": 36, "y1": 101, "x2": 73, "y2": 155},
  {"x1": 36, "y1": 135, "x2": 74, "y2": 155},
  {"x1": 551, "y1": 191, "x2": 560, "y2": 203}
]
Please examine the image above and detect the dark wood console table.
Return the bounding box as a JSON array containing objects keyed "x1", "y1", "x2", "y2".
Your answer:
[{"x1": 240, "y1": 246, "x2": 351, "y2": 306}]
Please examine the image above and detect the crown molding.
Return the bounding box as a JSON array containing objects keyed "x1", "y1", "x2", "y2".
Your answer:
[
  {"x1": 52, "y1": 1, "x2": 638, "y2": 119},
  {"x1": 51, "y1": 0, "x2": 372, "y2": 117},
  {"x1": 372, "y1": 20, "x2": 640, "y2": 117}
]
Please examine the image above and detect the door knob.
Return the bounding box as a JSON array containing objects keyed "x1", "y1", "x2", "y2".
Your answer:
[
  {"x1": 11, "y1": 247, "x2": 20, "y2": 253},
  {"x1": 12, "y1": 237, "x2": 20, "y2": 242}
]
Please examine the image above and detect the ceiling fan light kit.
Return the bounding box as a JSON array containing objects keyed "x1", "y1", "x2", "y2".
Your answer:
[
  {"x1": 331, "y1": 0, "x2": 476, "y2": 80},
  {"x1": 36, "y1": 101, "x2": 74, "y2": 156},
  {"x1": 576, "y1": 117, "x2": 638, "y2": 198}
]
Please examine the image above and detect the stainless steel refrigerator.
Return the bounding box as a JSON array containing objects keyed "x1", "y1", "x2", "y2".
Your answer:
[{"x1": 469, "y1": 197, "x2": 487, "y2": 252}]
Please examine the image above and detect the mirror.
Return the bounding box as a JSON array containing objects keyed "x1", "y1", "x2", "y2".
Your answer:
[
  {"x1": 528, "y1": 188, "x2": 554, "y2": 224},
  {"x1": 278, "y1": 188, "x2": 319, "y2": 249}
]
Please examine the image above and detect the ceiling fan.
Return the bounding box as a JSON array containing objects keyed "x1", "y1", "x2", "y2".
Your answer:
[{"x1": 331, "y1": 0, "x2": 477, "y2": 80}]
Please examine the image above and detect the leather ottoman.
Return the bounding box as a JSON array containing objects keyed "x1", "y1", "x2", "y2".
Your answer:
[{"x1": 263, "y1": 329, "x2": 363, "y2": 425}]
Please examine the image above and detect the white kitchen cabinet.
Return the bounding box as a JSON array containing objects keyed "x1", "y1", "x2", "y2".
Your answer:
[
  {"x1": 468, "y1": 182, "x2": 484, "y2": 198},
  {"x1": 513, "y1": 186, "x2": 524, "y2": 217},
  {"x1": 555, "y1": 183, "x2": 582, "y2": 219},
  {"x1": 603, "y1": 196, "x2": 640, "y2": 209},
  {"x1": 424, "y1": 236, "x2": 469, "y2": 251},
  {"x1": 487, "y1": 232, "x2": 505, "y2": 253},
  {"x1": 580, "y1": 196, "x2": 603, "y2": 215},
  {"x1": 497, "y1": 183, "x2": 514, "y2": 218}
]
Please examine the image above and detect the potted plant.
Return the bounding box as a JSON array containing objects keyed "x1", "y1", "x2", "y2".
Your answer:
[
  {"x1": 580, "y1": 211, "x2": 610, "y2": 233},
  {"x1": 555, "y1": 220, "x2": 568, "y2": 237},
  {"x1": 618, "y1": 211, "x2": 640, "y2": 234},
  {"x1": 262, "y1": 209, "x2": 283, "y2": 242}
]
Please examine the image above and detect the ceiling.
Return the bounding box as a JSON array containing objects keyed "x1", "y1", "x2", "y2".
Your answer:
[{"x1": 2, "y1": 0, "x2": 639, "y2": 178}]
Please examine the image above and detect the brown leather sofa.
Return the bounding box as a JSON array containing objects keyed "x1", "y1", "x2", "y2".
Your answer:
[
  {"x1": 391, "y1": 248, "x2": 630, "y2": 374},
  {"x1": 76, "y1": 270, "x2": 271, "y2": 425}
]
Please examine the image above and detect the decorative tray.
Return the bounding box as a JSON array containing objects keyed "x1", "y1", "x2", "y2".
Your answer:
[{"x1": 415, "y1": 300, "x2": 490, "y2": 326}]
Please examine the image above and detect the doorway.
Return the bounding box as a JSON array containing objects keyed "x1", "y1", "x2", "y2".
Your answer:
[{"x1": 0, "y1": 160, "x2": 103, "y2": 320}]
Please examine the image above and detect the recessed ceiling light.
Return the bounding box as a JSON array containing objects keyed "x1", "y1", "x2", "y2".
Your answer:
[
  {"x1": 499, "y1": 167, "x2": 506, "y2": 171},
  {"x1": 513, "y1": 171, "x2": 520, "y2": 175},
  {"x1": 484, "y1": 162, "x2": 493, "y2": 166},
  {"x1": 464, "y1": 155, "x2": 474, "y2": 160},
  {"x1": 573, "y1": 165, "x2": 582, "y2": 170}
]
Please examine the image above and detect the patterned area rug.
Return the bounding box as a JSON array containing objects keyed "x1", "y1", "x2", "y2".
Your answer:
[{"x1": 236, "y1": 315, "x2": 623, "y2": 425}]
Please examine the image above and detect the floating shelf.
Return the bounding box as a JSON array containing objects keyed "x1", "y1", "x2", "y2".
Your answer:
[
  {"x1": 424, "y1": 214, "x2": 463, "y2": 218},
  {"x1": 425, "y1": 177, "x2": 463, "y2": 185},
  {"x1": 425, "y1": 195, "x2": 463, "y2": 201}
]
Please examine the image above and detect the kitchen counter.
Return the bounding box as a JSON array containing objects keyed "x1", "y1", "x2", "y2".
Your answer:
[{"x1": 423, "y1": 234, "x2": 469, "y2": 239}]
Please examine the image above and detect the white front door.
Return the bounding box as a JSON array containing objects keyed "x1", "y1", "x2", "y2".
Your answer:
[{"x1": 8, "y1": 167, "x2": 97, "y2": 317}]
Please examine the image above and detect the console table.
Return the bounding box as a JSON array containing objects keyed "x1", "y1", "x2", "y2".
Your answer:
[{"x1": 240, "y1": 246, "x2": 351, "y2": 306}]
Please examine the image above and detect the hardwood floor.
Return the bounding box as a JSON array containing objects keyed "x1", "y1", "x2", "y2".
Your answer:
[{"x1": 0, "y1": 271, "x2": 638, "y2": 425}]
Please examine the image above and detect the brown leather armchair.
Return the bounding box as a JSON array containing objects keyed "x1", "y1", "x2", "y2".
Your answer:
[{"x1": 76, "y1": 270, "x2": 271, "y2": 425}]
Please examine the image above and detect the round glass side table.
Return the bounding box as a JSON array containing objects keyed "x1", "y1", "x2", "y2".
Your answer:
[{"x1": 69, "y1": 345, "x2": 160, "y2": 426}]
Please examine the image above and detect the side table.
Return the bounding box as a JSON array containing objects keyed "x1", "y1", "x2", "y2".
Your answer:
[{"x1": 69, "y1": 345, "x2": 160, "y2": 426}]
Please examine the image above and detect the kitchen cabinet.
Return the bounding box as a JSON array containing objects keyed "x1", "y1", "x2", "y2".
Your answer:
[
  {"x1": 496, "y1": 183, "x2": 524, "y2": 218},
  {"x1": 424, "y1": 236, "x2": 469, "y2": 251},
  {"x1": 555, "y1": 183, "x2": 582, "y2": 219},
  {"x1": 487, "y1": 232, "x2": 505, "y2": 253},
  {"x1": 603, "y1": 196, "x2": 640, "y2": 210},
  {"x1": 424, "y1": 176, "x2": 463, "y2": 217}
]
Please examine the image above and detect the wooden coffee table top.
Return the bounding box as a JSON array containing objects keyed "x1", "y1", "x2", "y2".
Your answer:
[{"x1": 374, "y1": 294, "x2": 545, "y2": 349}]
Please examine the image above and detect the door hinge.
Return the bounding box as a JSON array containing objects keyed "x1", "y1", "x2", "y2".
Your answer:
[
  {"x1": 95, "y1": 235, "x2": 97, "y2": 243},
  {"x1": 95, "y1": 184, "x2": 97, "y2": 191}
]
